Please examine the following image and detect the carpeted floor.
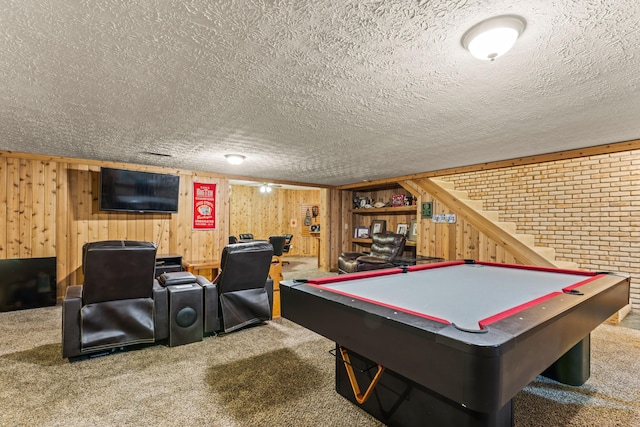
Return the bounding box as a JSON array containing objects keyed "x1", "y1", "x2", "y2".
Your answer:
[{"x1": 1, "y1": 257, "x2": 639, "y2": 426}]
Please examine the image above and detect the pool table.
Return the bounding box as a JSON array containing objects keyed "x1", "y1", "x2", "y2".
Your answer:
[{"x1": 280, "y1": 260, "x2": 630, "y2": 427}]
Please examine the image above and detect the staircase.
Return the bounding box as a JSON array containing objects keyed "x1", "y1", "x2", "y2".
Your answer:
[
  {"x1": 408, "y1": 177, "x2": 633, "y2": 324},
  {"x1": 410, "y1": 178, "x2": 579, "y2": 269}
]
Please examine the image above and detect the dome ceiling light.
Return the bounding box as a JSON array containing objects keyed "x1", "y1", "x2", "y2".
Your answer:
[
  {"x1": 461, "y1": 15, "x2": 526, "y2": 61},
  {"x1": 225, "y1": 154, "x2": 246, "y2": 165}
]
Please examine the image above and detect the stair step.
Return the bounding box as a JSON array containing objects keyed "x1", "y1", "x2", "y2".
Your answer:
[
  {"x1": 497, "y1": 222, "x2": 517, "y2": 233},
  {"x1": 553, "y1": 260, "x2": 580, "y2": 270},
  {"x1": 514, "y1": 234, "x2": 535, "y2": 246},
  {"x1": 480, "y1": 211, "x2": 500, "y2": 221},
  {"x1": 461, "y1": 199, "x2": 483, "y2": 210},
  {"x1": 430, "y1": 178, "x2": 455, "y2": 190},
  {"x1": 448, "y1": 189, "x2": 470, "y2": 200},
  {"x1": 534, "y1": 246, "x2": 556, "y2": 260}
]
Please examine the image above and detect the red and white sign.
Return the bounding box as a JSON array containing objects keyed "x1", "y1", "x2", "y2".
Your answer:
[{"x1": 193, "y1": 182, "x2": 216, "y2": 229}]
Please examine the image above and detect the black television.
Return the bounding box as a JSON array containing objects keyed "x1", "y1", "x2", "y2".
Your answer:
[
  {"x1": 99, "y1": 167, "x2": 180, "y2": 213},
  {"x1": 0, "y1": 257, "x2": 56, "y2": 312}
]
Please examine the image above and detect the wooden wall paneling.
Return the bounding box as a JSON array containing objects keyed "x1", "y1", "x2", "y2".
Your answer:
[
  {"x1": 319, "y1": 188, "x2": 327, "y2": 270},
  {"x1": 176, "y1": 174, "x2": 192, "y2": 260},
  {"x1": 6, "y1": 157, "x2": 20, "y2": 258},
  {"x1": 432, "y1": 201, "x2": 447, "y2": 259},
  {"x1": 65, "y1": 164, "x2": 79, "y2": 286},
  {"x1": 229, "y1": 185, "x2": 321, "y2": 257},
  {"x1": 18, "y1": 159, "x2": 31, "y2": 258},
  {"x1": 216, "y1": 178, "x2": 230, "y2": 256},
  {"x1": 456, "y1": 220, "x2": 471, "y2": 260},
  {"x1": 340, "y1": 189, "x2": 352, "y2": 255},
  {"x1": 325, "y1": 188, "x2": 342, "y2": 271},
  {"x1": 84, "y1": 169, "x2": 100, "y2": 247},
  {"x1": 55, "y1": 163, "x2": 67, "y2": 298},
  {"x1": 0, "y1": 157, "x2": 7, "y2": 259},
  {"x1": 91, "y1": 168, "x2": 110, "y2": 243},
  {"x1": 40, "y1": 161, "x2": 56, "y2": 257},
  {"x1": 30, "y1": 160, "x2": 45, "y2": 257}
]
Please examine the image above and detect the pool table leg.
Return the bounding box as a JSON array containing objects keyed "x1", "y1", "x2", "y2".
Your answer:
[
  {"x1": 334, "y1": 344, "x2": 514, "y2": 427},
  {"x1": 542, "y1": 334, "x2": 590, "y2": 386}
]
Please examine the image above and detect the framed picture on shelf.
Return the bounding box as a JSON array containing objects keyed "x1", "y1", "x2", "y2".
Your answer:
[
  {"x1": 396, "y1": 223, "x2": 408, "y2": 236},
  {"x1": 370, "y1": 220, "x2": 387, "y2": 235},
  {"x1": 354, "y1": 226, "x2": 370, "y2": 239},
  {"x1": 408, "y1": 219, "x2": 418, "y2": 241},
  {"x1": 391, "y1": 194, "x2": 405, "y2": 207}
]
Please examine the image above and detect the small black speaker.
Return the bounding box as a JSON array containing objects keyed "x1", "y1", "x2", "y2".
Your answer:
[{"x1": 167, "y1": 284, "x2": 203, "y2": 347}]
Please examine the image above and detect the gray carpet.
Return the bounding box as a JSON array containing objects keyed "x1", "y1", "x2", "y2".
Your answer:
[{"x1": 1, "y1": 258, "x2": 638, "y2": 426}]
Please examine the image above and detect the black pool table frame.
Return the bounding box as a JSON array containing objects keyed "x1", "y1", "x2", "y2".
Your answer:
[{"x1": 280, "y1": 260, "x2": 630, "y2": 427}]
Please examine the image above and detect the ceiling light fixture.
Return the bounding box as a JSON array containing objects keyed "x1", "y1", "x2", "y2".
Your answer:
[
  {"x1": 225, "y1": 154, "x2": 246, "y2": 165},
  {"x1": 259, "y1": 184, "x2": 273, "y2": 193},
  {"x1": 461, "y1": 15, "x2": 526, "y2": 61}
]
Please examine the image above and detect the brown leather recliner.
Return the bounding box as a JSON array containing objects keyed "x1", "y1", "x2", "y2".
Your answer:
[
  {"x1": 62, "y1": 241, "x2": 168, "y2": 359},
  {"x1": 338, "y1": 231, "x2": 407, "y2": 274}
]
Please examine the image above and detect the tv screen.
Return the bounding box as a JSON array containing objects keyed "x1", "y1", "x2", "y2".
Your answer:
[
  {"x1": 99, "y1": 167, "x2": 180, "y2": 213},
  {"x1": 0, "y1": 257, "x2": 56, "y2": 312}
]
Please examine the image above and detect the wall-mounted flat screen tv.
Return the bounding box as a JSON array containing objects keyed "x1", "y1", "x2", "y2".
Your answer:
[{"x1": 99, "y1": 167, "x2": 180, "y2": 213}]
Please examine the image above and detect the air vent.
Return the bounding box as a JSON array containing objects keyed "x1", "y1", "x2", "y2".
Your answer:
[{"x1": 142, "y1": 151, "x2": 173, "y2": 157}]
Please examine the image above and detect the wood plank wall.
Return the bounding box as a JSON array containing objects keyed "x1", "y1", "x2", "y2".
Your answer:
[
  {"x1": 1, "y1": 152, "x2": 230, "y2": 301},
  {"x1": 229, "y1": 184, "x2": 321, "y2": 257}
]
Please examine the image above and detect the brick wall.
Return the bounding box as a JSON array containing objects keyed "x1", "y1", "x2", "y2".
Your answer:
[{"x1": 446, "y1": 150, "x2": 639, "y2": 310}]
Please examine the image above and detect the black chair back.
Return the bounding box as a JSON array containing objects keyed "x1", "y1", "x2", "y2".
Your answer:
[
  {"x1": 229, "y1": 235, "x2": 238, "y2": 244},
  {"x1": 82, "y1": 241, "x2": 157, "y2": 304},
  {"x1": 282, "y1": 234, "x2": 293, "y2": 253},
  {"x1": 217, "y1": 241, "x2": 273, "y2": 293},
  {"x1": 269, "y1": 235, "x2": 286, "y2": 257},
  {"x1": 238, "y1": 233, "x2": 254, "y2": 240}
]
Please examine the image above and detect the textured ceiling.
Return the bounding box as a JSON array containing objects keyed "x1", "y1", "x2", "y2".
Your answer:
[{"x1": 1, "y1": 0, "x2": 639, "y2": 186}]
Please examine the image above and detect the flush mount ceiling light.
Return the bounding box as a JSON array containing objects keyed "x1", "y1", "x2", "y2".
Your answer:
[
  {"x1": 225, "y1": 154, "x2": 245, "y2": 165},
  {"x1": 461, "y1": 15, "x2": 526, "y2": 61}
]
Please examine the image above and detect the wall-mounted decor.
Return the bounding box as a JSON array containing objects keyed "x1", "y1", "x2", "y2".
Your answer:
[
  {"x1": 421, "y1": 202, "x2": 433, "y2": 218},
  {"x1": 301, "y1": 204, "x2": 320, "y2": 236},
  {"x1": 370, "y1": 220, "x2": 387, "y2": 235},
  {"x1": 408, "y1": 219, "x2": 418, "y2": 241},
  {"x1": 432, "y1": 214, "x2": 457, "y2": 224},
  {"x1": 193, "y1": 182, "x2": 216, "y2": 230}
]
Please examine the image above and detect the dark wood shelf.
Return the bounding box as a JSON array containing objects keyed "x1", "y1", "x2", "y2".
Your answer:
[
  {"x1": 351, "y1": 206, "x2": 416, "y2": 215},
  {"x1": 351, "y1": 238, "x2": 416, "y2": 247}
]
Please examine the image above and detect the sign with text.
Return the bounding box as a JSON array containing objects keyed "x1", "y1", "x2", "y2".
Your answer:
[
  {"x1": 432, "y1": 213, "x2": 457, "y2": 224},
  {"x1": 193, "y1": 182, "x2": 216, "y2": 230}
]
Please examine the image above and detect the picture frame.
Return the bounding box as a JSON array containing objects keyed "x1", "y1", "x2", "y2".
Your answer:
[
  {"x1": 391, "y1": 194, "x2": 405, "y2": 207},
  {"x1": 370, "y1": 219, "x2": 387, "y2": 235},
  {"x1": 354, "y1": 226, "x2": 370, "y2": 239},
  {"x1": 396, "y1": 223, "x2": 408, "y2": 236},
  {"x1": 408, "y1": 219, "x2": 418, "y2": 241}
]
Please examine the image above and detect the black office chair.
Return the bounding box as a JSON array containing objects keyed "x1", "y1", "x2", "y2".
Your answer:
[
  {"x1": 229, "y1": 235, "x2": 238, "y2": 244},
  {"x1": 238, "y1": 233, "x2": 254, "y2": 241},
  {"x1": 269, "y1": 235, "x2": 286, "y2": 264},
  {"x1": 281, "y1": 234, "x2": 293, "y2": 265}
]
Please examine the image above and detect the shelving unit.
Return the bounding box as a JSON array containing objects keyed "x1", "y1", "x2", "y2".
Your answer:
[{"x1": 348, "y1": 185, "x2": 418, "y2": 254}]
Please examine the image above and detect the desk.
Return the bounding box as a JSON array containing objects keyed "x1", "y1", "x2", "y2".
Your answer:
[
  {"x1": 182, "y1": 259, "x2": 220, "y2": 281},
  {"x1": 280, "y1": 260, "x2": 630, "y2": 427}
]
